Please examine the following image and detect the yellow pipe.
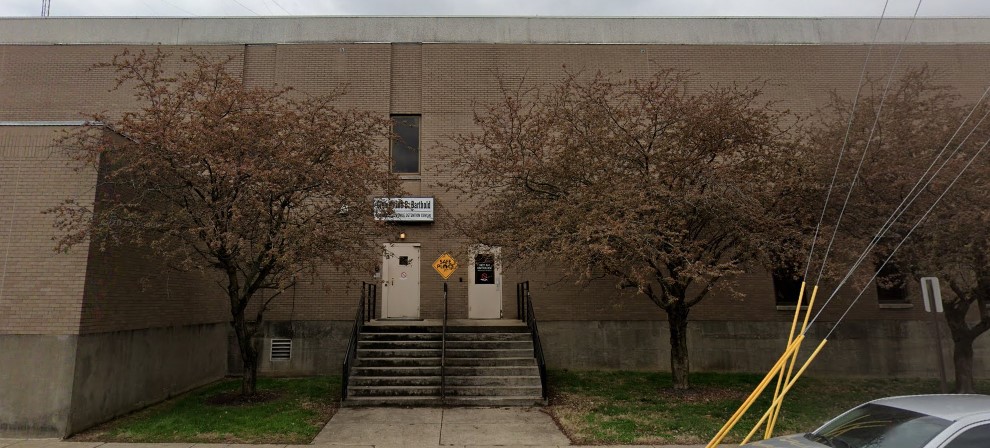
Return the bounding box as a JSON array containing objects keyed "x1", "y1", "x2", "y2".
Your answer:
[
  {"x1": 765, "y1": 281, "x2": 807, "y2": 439},
  {"x1": 705, "y1": 334, "x2": 805, "y2": 448},
  {"x1": 766, "y1": 284, "x2": 820, "y2": 438},
  {"x1": 742, "y1": 338, "x2": 829, "y2": 445}
]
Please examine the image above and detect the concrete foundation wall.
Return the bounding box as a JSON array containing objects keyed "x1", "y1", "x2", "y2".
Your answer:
[
  {"x1": 533, "y1": 320, "x2": 990, "y2": 378},
  {"x1": 65, "y1": 323, "x2": 227, "y2": 435},
  {"x1": 0, "y1": 335, "x2": 77, "y2": 437},
  {"x1": 248, "y1": 319, "x2": 989, "y2": 380},
  {"x1": 232, "y1": 321, "x2": 352, "y2": 376}
]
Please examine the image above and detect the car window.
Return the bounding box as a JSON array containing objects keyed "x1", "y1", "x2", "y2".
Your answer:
[
  {"x1": 942, "y1": 423, "x2": 990, "y2": 448},
  {"x1": 806, "y1": 403, "x2": 951, "y2": 448}
]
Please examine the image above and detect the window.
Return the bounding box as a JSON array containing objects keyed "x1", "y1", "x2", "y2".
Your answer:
[
  {"x1": 391, "y1": 115, "x2": 420, "y2": 174},
  {"x1": 805, "y1": 403, "x2": 950, "y2": 448},
  {"x1": 771, "y1": 267, "x2": 806, "y2": 306},
  {"x1": 943, "y1": 423, "x2": 990, "y2": 448},
  {"x1": 876, "y1": 262, "x2": 909, "y2": 303}
]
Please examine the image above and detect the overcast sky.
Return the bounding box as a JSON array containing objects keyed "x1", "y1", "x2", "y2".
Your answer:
[{"x1": 2, "y1": 0, "x2": 990, "y2": 18}]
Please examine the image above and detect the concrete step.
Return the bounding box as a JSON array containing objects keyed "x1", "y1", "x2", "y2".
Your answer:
[
  {"x1": 446, "y1": 385, "x2": 544, "y2": 397},
  {"x1": 347, "y1": 385, "x2": 441, "y2": 397},
  {"x1": 363, "y1": 325, "x2": 528, "y2": 334},
  {"x1": 445, "y1": 348, "x2": 534, "y2": 358},
  {"x1": 360, "y1": 332, "x2": 442, "y2": 341},
  {"x1": 445, "y1": 357, "x2": 537, "y2": 367},
  {"x1": 444, "y1": 396, "x2": 545, "y2": 406},
  {"x1": 358, "y1": 340, "x2": 443, "y2": 349},
  {"x1": 446, "y1": 325, "x2": 528, "y2": 333},
  {"x1": 446, "y1": 332, "x2": 532, "y2": 342},
  {"x1": 353, "y1": 366, "x2": 441, "y2": 376},
  {"x1": 362, "y1": 325, "x2": 441, "y2": 333},
  {"x1": 350, "y1": 376, "x2": 441, "y2": 387},
  {"x1": 358, "y1": 348, "x2": 442, "y2": 358},
  {"x1": 343, "y1": 396, "x2": 443, "y2": 407},
  {"x1": 445, "y1": 375, "x2": 542, "y2": 387},
  {"x1": 358, "y1": 357, "x2": 442, "y2": 367},
  {"x1": 445, "y1": 340, "x2": 533, "y2": 349},
  {"x1": 444, "y1": 365, "x2": 540, "y2": 376}
]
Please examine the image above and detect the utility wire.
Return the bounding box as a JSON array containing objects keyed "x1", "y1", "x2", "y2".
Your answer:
[
  {"x1": 808, "y1": 95, "x2": 990, "y2": 327},
  {"x1": 231, "y1": 0, "x2": 261, "y2": 15},
  {"x1": 806, "y1": 0, "x2": 924, "y2": 320},
  {"x1": 813, "y1": 0, "x2": 923, "y2": 287},
  {"x1": 819, "y1": 135, "x2": 990, "y2": 340},
  {"x1": 801, "y1": 0, "x2": 891, "y2": 284},
  {"x1": 161, "y1": 0, "x2": 198, "y2": 16},
  {"x1": 270, "y1": 0, "x2": 292, "y2": 14}
]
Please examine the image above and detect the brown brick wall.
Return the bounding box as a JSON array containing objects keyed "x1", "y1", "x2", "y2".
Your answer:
[
  {"x1": 4, "y1": 42, "x2": 989, "y2": 329},
  {"x1": 390, "y1": 43, "x2": 422, "y2": 114},
  {"x1": 0, "y1": 126, "x2": 228, "y2": 335},
  {"x1": 0, "y1": 126, "x2": 94, "y2": 335},
  {"x1": 0, "y1": 45, "x2": 245, "y2": 122}
]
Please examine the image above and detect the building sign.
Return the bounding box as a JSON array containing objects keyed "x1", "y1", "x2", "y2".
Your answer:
[
  {"x1": 433, "y1": 253, "x2": 458, "y2": 280},
  {"x1": 474, "y1": 254, "x2": 495, "y2": 284},
  {"x1": 373, "y1": 197, "x2": 434, "y2": 222}
]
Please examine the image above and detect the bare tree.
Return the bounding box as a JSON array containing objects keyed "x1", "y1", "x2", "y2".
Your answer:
[
  {"x1": 811, "y1": 67, "x2": 990, "y2": 393},
  {"x1": 444, "y1": 70, "x2": 807, "y2": 389},
  {"x1": 51, "y1": 49, "x2": 400, "y2": 395}
]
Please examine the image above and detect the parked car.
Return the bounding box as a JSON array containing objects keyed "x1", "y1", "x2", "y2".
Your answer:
[{"x1": 747, "y1": 395, "x2": 990, "y2": 448}]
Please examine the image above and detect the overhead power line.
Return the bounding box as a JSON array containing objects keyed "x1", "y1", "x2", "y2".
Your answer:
[
  {"x1": 270, "y1": 0, "x2": 292, "y2": 14},
  {"x1": 231, "y1": 0, "x2": 261, "y2": 15}
]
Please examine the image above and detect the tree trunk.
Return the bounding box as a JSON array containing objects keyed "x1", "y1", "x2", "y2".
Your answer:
[
  {"x1": 953, "y1": 335, "x2": 976, "y2": 394},
  {"x1": 667, "y1": 302, "x2": 691, "y2": 390},
  {"x1": 231, "y1": 308, "x2": 259, "y2": 396}
]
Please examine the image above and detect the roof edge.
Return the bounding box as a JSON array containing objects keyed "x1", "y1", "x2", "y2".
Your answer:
[{"x1": 1, "y1": 17, "x2": 990, "y2": 45}]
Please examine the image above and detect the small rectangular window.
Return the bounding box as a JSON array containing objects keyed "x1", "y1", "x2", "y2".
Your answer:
[
  {"x1": 876, "y1": 263, "x2": 909, "y2": 303},
  {"x1": 771, "y1": 268, "x2": 806, "y2": 306},
  {"x1": 391, "y1": 115, "x2": 420, "y2": 174}
]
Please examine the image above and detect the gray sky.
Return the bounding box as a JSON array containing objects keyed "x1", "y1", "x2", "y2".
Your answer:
[{"x1": 3, "y1": 0, "x2": 990, "y2": 18}]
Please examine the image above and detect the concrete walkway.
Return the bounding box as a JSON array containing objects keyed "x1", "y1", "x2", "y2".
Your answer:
[
  {"x1": 0, "y1": 407, "x2": 730, "y2": 447},
  {"x1": 313, "y1": 407, "x2": 570, "y2": 446}
]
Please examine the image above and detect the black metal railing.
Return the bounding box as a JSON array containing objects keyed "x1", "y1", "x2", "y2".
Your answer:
[
  {"x1": 517, "y1": 281, "x2": 548, "y2": 401},
  {"x1": 441, "y1": 282, "x2": 449, "y2": 403},
  {"x1": 341, "y1": 281, "x2": 376, "y2": 401},
  {"x1": 365, "y1": 282, "x2": 377, "y2": 323}
]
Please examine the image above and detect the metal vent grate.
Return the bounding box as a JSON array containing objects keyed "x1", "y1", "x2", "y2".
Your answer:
[{"x1": 270, "y1": 338, "x2": 292, "y2": 361}]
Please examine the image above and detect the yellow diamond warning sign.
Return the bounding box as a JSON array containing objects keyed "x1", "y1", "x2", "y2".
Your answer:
[{"x1": 432, "y1": 253, "x2": 458, "y2": 280}]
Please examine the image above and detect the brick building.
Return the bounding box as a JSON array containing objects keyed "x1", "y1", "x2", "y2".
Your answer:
[{"x1": 1, "y1": 16, "x2": 990, "y2": 436}]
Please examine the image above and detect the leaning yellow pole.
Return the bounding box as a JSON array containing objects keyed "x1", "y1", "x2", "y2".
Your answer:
[
  {"x1": 765, "y1": 284, "x2": 820, "y2": 438},
  {"x1": 705, "y1": 334, "x2": 805, "y2": 448},
  {"x1": 764, "y1": 282, "x2": 807, "y2": 439},
  {"x1": 742, "y1": 338, "x2": 830, "y2": 445}
]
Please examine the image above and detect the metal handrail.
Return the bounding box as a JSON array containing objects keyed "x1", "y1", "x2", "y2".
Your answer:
[
  {"x1": 441, "y1": 282, "x2": 448, "y2": 403},
  {"x1": 341, "y1": 282, "x2": 372, "y2": 401},
  {"x1": 517, "y1": 281, "x2": 548, "y2": 401}
]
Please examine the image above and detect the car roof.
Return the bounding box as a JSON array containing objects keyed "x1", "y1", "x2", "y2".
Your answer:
[{"x1": 870, "y1": 394, "x2": 990, "y2": 421}]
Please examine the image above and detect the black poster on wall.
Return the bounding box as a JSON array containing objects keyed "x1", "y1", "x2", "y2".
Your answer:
[{"x1": 474, "y1": 254, "x2": 495, "y2": 284}]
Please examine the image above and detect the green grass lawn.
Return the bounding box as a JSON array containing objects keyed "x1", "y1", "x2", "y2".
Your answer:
[
  {"x1": 72, "y1": 376, "x2": 340, "y2": 444},
  {"x1": 545, "y1": 369, "x2": 986, "y2": 445}
]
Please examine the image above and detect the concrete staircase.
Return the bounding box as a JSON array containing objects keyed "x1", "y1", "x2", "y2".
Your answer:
[{"x1": 343, "y1": 320, "x2": 545, "y2": 406}]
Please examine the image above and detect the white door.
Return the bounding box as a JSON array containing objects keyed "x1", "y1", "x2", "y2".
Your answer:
[
  {"x1": 468, "y1": 246, "x2": 502, "y2": 319},
  {"x1": 382, "y1": 243, "x2": 421, "y2": 319}
]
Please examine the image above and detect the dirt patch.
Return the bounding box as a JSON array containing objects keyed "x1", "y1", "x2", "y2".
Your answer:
[{"x1": 204, "y1": 390, "x2": 281, "y2": 406}]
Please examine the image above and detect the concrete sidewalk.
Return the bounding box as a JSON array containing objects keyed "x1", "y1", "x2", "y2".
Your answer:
[
  {"x1": 0, "y1": 406, "x2": 730, "y2": 447},
  {"x1": 314, "y1": 407, "x2": 571, "y2": 446}
]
